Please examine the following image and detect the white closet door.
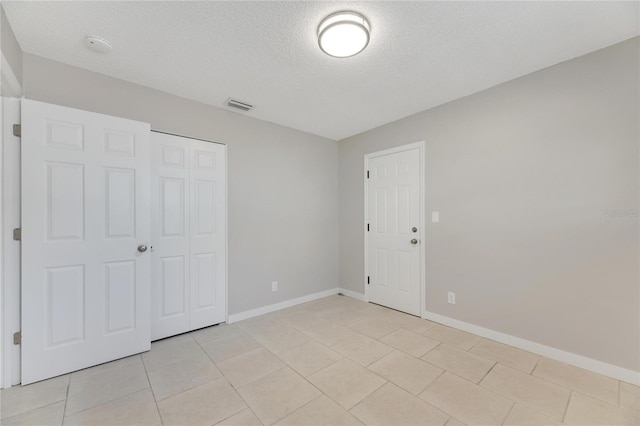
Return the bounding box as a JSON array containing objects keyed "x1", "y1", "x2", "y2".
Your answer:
[
  {"x1": 21, "y1": 100, "x2": 151, "y2": 384},
  {"x1": 150, "y1": 133, "x2": 190, "y2": 340},
  {"x1": 189, "y1": 139, "x2": 227, "y2": 329},
  {"x1": 150, "y1": 133, "x2": 226, "y2": 339}
]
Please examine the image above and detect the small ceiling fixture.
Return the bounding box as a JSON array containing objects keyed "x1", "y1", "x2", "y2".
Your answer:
[
  {"x1": 318, "y1": 11, "x2": 370, "y2": 58},
  {"x1": 225, "y1": 98, "x2": 254, "y2": 112},
  {"x1": 85, "y1": 36, "x2": 112, "y2": 53}
]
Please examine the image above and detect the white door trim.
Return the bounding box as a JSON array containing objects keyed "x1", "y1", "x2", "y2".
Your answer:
[
  {"x1": 364, "y1": 141, "x2": 426, "y2": 317},
  {"x1": 224, "y1": 144, "x2": 229, "y2": 325}
]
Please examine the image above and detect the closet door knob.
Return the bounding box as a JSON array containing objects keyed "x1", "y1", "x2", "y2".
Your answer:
[{"x1": 137, "y1": 244, "x2": 148, "y2": 253}]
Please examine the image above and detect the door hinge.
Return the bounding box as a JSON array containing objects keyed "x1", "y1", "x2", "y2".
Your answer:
[
  {"x1": 367, "y1": 276, "x2": 370, "y2": 285},
  {"x1": 12, "y1": 228, "x2": 21, "y2": 241},
  {"x1": 367, "y1": 223, "x2": 370, "y2": 232},
  {"x1": 13, "y1": 332, "x2": 21, "y2": 345},
  {"x1": 366, "y1": 170, "x2": 370, "y2": 179},
  {"x1": 13, "y1": 124, "x2": 21, "y2": 137}
]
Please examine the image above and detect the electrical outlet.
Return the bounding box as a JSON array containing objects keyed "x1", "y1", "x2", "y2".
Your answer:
[
  {"x1": 448, "y1": 292, "x2": 456, "y2": 304},
  {"x1": 272, "y1": 281, "x2": 278, "y2": 292}
]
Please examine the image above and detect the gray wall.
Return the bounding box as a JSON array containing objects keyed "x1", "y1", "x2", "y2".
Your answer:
[
  {"x1": 0, "y1": 5, "x2": 22, "y2": 89},
  {"x1": 22, "y1": 54, "x2": 339, "y2": 315},
  {"x1": 339, "y1": 38, "x2": 639, "y2": 371}
]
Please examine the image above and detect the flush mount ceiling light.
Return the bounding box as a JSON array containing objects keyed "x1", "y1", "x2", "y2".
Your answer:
[{"x1": 318, "y1": 11, "x2": 370, "y2": 58}]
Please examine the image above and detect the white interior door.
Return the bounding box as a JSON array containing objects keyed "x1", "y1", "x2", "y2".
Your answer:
[
  {"x1": 151, "y1": 132, "x2": 226, "y2": 340},
  {"x1": 189, "y1": 138, "x2": 226, "y2": 329},
  {"x1": 150, "y1": 133, "x2": 190, "y2": 340},
  {"x1": 367, "y1": 144, "x2": 423, "y2": 316},
  {"x1": 21, "y1": 100, "x2": 151, "y2": 384}
]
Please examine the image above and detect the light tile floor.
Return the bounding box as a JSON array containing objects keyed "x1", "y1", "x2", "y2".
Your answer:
[{"x1": 1, "y1": 295, "x2": 638, "y2": 425}]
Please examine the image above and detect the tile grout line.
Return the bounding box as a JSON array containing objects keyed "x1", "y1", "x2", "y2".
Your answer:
[
  {"x1": 617, "y1": 378, "x2": 621, "y2": 408},
  {"x1": 412, "y1": 372, "x2": 469, "y2": 426},
  {"x1": 346, "y1": 375, "x2": 389, "y2": 415},
  {"x1": 61, "y1": 374, "x2": 71, "y2": 423},
  {"x1": 1, "y1": 399, "x2": 67, "y2": 424},
  {"x1": 305, "y1": 303, "x2": 462, "y2": 416},
  {"x1": 144, "y1": 363, "x2": 165, "y2": 426},
  {"x1": 64, "y1": 386, "x2": 153, "y2": 422},
  {"x1": 500, "y1": 400, "x2": 516, "y2": 426},
  {"x1": 232, "y1": 362, "x2": 288, "y2": 391},
  {"x1": 477, "y1": 361, "x2": 498, "y2": 385},
  {"x1": 418, "y1": 368, "x2": 447, "y2": 396},
  {"x1": 562, "y1": 391, "x2": 574, "y2": 423},
  {"x1": 466, "y1": 336, "x2": 485, "y2": 352},
  {"x1": 62, "y1": 362, "x2": 150, "y2": 420},
  {"x1": 477, "y1": 361, "x2": 575, "y2": 417},
  {"x1": 228, "y1": 339, "x2": 293, "y2": 425},
  {"x1": 147, "y1": 355, "x2": 224, "y2": 404},
  {"x1": 421, "y1": 341, "x2": 444, "y2": 358},
  {"x1": 147, "y1": 333, "x2": 234, "y2": 424},
  {"x1": 451, "y1": 369, "x2": 523, "y2": 412},
  {"x1": 485, "y1": 360, "x2": 632, "y2": 421},
  {"x1": 529, "y1": 357, "x2": 542, "y2": 377},
  {"x1": 268, "y1": 393, "x2": 325, "y2": 425},
  {"x1": 302, "y1": 353, "x2": 389, "y2": 416},
  {"x1": 214, "y1": 389, "x2": 262, "y2": 426},
  {"x1": 465, "y1": 337, "x2": 622, "y2": 410},
  {"x1": 192, "y1": 330, "x2": 226, "y2": 366},
  {"x1": 528, "y1": 363, "x2": 622, "y2": 409},
  {"x1": 366, "y1": 356, "x2": 438, "y2": 398},
  {"x1": 192, "y1": 330, "x2": 273, "y2": 425}
]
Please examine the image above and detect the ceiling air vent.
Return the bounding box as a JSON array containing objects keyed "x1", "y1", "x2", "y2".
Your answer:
[{"x1": 225, "y1": 98, "x2": 254, "y2": 112}]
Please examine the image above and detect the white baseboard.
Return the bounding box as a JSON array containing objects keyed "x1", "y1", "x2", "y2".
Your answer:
[
  {"x1": 338, "y1": 288, "x2": 366, "y2": 301},
  {"x1": 423, "y1": 310, "x2": 640, "y2": 386},
  {"x1": 227, "y1": 288, "x2": 340, "y2": 323}
]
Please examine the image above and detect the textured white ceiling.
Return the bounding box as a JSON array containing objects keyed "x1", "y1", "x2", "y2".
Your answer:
[{"x1": 3, "y1": 1, "x2": 639, "y2": 140}]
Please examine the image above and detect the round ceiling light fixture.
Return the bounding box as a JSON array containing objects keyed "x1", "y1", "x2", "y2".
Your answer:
[
  {"x1": 318, "y1": 11, "x2": 370, "y2": 58},
  {"x1": 85, "y1": 36, "x2": 112, "y2": 53}
]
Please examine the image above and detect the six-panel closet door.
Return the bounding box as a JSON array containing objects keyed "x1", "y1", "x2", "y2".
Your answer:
[{"x1": 150, "y1": 132, "x2": 227, "y2": 341}]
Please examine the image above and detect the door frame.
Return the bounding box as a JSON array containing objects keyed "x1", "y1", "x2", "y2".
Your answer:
[
  {"x1": 364, "y1": 141, "x2": 427, "y2": 318},
  {"x1": 2, "y1": 97, "x2": 21, "y2": 388}
]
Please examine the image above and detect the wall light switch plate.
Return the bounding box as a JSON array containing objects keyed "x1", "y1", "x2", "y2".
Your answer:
[{"x1": 432, "y1": 211, "x2": 440, "y2": 223}]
